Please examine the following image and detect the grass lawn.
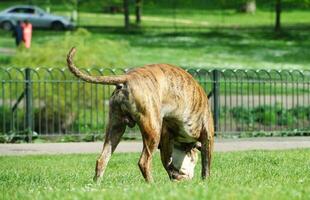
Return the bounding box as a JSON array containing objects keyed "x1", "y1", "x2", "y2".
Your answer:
[
  {"x1": 112, "y1": 29, "x2": 310, "y2": 69},
  {"x1": 74, "y1": 9, "x2": 310, "y2": 28},
  {"x1": 0, "y1": 7, "x2": 310, "y2": 69},
  {"x1": 1, "y1": 27, "x2": 309, "y2": 69},
  {"x1": 0, "y1": 149, "x2": 309, "y2": 200}
]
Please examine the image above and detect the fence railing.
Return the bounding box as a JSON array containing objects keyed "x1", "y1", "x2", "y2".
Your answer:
[{"x1": 1, "y1": 67, "x2": 310, "y2": 140}]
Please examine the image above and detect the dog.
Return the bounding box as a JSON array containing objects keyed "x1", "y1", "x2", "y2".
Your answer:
[{"x1": 67, "y1": 47, "x2": 214, "y2": 182}]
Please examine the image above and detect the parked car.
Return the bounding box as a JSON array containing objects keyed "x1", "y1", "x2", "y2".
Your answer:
[{"x1": 0, "y1": 5, "x2": 75, "y2": 30}]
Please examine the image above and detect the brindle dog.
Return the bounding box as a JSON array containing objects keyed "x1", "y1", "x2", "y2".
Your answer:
[{"x1": 67, "y1": 47, "x2": 214, "y2": 182}]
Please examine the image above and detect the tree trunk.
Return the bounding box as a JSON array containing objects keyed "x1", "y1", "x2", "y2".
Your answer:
[
  {"x1": 123, "y1": 0, "x2": 130, "y2": 30},
  {"x1": 135, "y1": 0, "x2": 142, "y2": 24},
  {"x1": 275, "y1": 0, "x2": 282, "y2": 32}
]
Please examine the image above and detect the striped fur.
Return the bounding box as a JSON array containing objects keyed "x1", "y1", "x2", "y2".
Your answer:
[{"x1": 67, "y1": 47, "x2": 214, "y2": 182}]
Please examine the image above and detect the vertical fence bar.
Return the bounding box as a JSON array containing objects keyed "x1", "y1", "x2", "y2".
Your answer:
[
  {"x1": 25, "y1": 68, "x2": 33, "y2": 142},
  {"x1": 223, "y1": 73, "x2": 227, "y2": 132},
  {"x1": 212, "y1": 69, "x2": 220, "y2": 133},
  {"x1": 1, "y1": 81, "x2": 5, "y2": 134}
]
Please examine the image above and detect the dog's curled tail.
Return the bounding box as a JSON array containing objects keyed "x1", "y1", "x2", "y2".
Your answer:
[{"x1": 67, "y1": 47, "x2": 127, "y2": 85}]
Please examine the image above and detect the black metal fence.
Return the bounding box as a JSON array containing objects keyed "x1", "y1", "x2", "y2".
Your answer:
[{"x1": 1, "y1": 67, "x2": 310, "y2": 140}]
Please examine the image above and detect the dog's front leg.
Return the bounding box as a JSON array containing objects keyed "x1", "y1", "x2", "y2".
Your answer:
[
  {"x1": 159, "y1": 124, "x2": 173, "y2": 179},
  {"x1": 94, "y1": 118, "x2": 126, "y2": 182}
]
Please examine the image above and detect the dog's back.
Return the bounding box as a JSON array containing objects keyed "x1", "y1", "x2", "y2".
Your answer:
[{"x1": 124, "y1": 64, "x2": 211, "y2": 141}]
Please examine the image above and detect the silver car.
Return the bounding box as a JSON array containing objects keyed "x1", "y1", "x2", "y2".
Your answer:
[{"x1": 0, "y1": 5, "x2": 75, "y2": 30}]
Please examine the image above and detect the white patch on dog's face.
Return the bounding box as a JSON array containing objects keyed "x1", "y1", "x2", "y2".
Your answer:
[{"x1": 171, "y1": 147, "x2": 198, "y2": 179}]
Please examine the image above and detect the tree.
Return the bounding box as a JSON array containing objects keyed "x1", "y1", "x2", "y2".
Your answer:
[
  {"x1": 275, "y1": 0, "x2": 282, "y2": 32},
  {"x1": 123, "y1": 0, "x2": 130, "y2": 30},
  {"x1": 135, "y1": 0, "x2": 142, "y2": 24}
]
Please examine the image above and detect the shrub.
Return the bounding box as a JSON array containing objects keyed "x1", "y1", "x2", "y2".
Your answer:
[
  {"x1": 10, "y1": 28, "x2": 129, "y2": 68},
  {"x1": 33, "y1": 106, "x2": 76, "y2": 134},
  {"x1": 0, "y1": 106, "x2": 27, "y2": 135},
  {"x1": 276, "y1": 109, "x2": 295, "y2": 126},
  {"x1": 230, "y1": 106, "x2": 253, "y2": 124},
  {"x1": 230, "y1": 105, "x2": 310, "y2": 127},
  {"x1": 252, "y1": 105, "x2": 277, "y2": 126},
  {"x1": 289, "y1": 106, "x2": 310, "y2": 120},
  {"x1": 0, "y1": 106, "x2": 12, "y2": 134}
]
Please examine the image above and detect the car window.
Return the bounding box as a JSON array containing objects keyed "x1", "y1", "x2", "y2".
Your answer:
[
  {"x1": 35, "y1": 7, "x2": 45, "y2": 15},
  {"x1": 8, "y1": 8, "x2": 21, "y2": 13},
  {"x1": 8, "y1": 8, "x2": 35, "y2": 14},
  {"x1": 24, "y1": 8, "x2": 35, "y2": 14}
]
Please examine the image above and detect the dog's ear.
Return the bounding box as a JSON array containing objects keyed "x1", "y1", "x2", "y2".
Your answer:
[{"x1": 194, "y1": 142, "x2": 202, "y2": 151}]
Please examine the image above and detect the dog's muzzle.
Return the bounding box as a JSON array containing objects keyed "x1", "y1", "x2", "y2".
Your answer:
[{"x1": 170, "y1": 143, "x2": 199, "y2": 180}]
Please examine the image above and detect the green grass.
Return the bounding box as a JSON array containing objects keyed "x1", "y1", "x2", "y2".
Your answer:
[
  {"x1": 0, "y1": 149, "x2": 309, "y2": 199},
  {"x1": 68, "y1": 9, "x2": 310, "y2": 28},
  {"x1": 120, "y1": 29, "x2": 310, "y2": 69},
  {"x1": 1, "y1": 26, "x2": 310, "y2": 69}
]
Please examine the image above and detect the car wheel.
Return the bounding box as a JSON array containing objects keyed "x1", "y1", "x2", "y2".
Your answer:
[
  {"x1": 2, "y1": 21, "x2": 13, "y2": 31},
  {"x1": 51, "y1": 21, "x2": 64, "y2": 30}
]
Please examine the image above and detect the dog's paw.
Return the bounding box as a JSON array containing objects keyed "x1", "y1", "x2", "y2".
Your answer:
[{"x1": 93, "y1": 175, "x2": 101, "y2": 183}]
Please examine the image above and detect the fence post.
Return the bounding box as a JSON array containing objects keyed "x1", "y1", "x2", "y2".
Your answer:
[
  {"x1": 212, "y1": 69, "x2": 220, "y2": 133},
  {"x1": 25, "y1": 68, "x2": 32, "y2": 142}
]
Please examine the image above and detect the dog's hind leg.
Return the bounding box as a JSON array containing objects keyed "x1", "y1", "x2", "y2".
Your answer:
[
  {"x1": 138, "y1": 115, "x2": 161, "y2": 183},
  {"x1": 93, "y1": 109, "x2": 126, "y2": 182},
  {"x1": 200, "y1": 122, "x2": 214, "y2": 180}
]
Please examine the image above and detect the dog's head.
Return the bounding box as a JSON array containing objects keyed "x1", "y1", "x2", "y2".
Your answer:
[{"x1": 170, "y1": 145, "x2": 199, "y2": 180}]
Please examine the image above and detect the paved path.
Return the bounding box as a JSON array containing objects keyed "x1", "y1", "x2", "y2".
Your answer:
[
  {"x1": 0, "y1": 47, "x2": 15, "y2": 55},
  {"x1": 0, "y1": 137, "x2": 310, "y2": 156}
]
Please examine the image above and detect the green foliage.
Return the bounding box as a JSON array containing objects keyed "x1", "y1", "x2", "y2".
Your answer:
[
  {"x1": 0, "y1": 56, "x2": 10, "y2": 65},
  {"x1": 0, "y1": 106, "x2": 28, "y2": 136},
  {"x1": 253, "y1": 105, "x2": 277, "y2": 126},
  {"x1": 33, "y1": 106, "x2": 72, "y2": 134},
  {"x1": 0, "y1": 106, "x2": 30, "y2": 142},
  {"x1": 289, "y1": 106, "x2": 310, "y2": 120},
  {"x1": 10, "y1": 28, "x2": 129, "y2": 68},
  {"x1": 230, "y1": 106, "x2": 254, "y2": 124},
  {"x1": 2, "y1": 29, "x2": 128, "y2": 137},
  {"x1": 230, "y1": 105, "x2": 310, "y2": 127},
  {"x1": 71, "y1": 108, "x2": 106, "y2": 134},
  {"x1": 0, "y1": 106, "x2": 12, "y2": 134},
  {"x1": 0, "y1": 149, "x2": 309, "y2": 199},
  {"x1": 276, "y1": 109, "x2": 295, "y2": 126}
]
